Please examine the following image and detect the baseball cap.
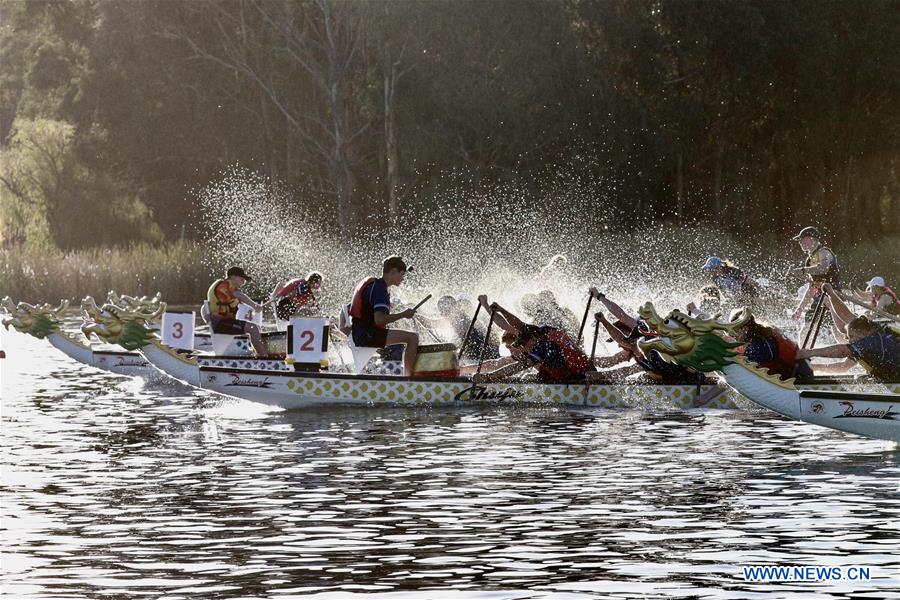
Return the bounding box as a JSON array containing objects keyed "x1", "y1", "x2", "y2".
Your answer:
[
  {"x1": 792, "y1": 226, "x2": 820, "y2": 240},
  {"x1": 866, "y1": 276, "x2": 886, "y2": 289},
  {"x1": 226, "y1": 266, "x2": 252, "y2": 281},
  {"x1": 701, "y1": 256, "x2": 725, "y2": 270}
]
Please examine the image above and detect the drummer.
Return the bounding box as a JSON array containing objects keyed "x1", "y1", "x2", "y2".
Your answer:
[{"x1": 348, "y1": 256, "x2": 420, "y2": 376}]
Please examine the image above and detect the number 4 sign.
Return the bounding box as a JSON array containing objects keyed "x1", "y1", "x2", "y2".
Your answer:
[
  {"x1": 235, "y1": 303, "x2": 263, "y2": 328},
  {"x1": 288, "y1": 317, "x2": 329, "y2": 363},
  {"x1": 162, "y1": 311, "x2": 195, "y2": 351}
]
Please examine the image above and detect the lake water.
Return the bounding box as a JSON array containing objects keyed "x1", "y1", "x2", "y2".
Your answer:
[{"x1": 2, "y1": 329, "x2": 899, "y2": 599}]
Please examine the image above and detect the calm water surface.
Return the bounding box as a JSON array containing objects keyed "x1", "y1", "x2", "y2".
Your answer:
[{"x1": 2, "y1": 330, "x2": 899, "y2": 599}]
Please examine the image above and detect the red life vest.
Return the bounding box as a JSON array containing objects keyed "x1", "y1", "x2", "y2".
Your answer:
[
  {"x1": 349, "y1": 276, "x2": 383, "y2": 328},
  {"x1": 872, "y1": 286, "x2": 898, "y2": 311},
  {"x1": 757, "y1": 330, "x2": 799, "y2": 380},
  {"x1": 534, "y1": 329, "x2": 592, "y2": 381},
  {"x1": 277, "y1": 278, "x2": 314, "y2": 307}
]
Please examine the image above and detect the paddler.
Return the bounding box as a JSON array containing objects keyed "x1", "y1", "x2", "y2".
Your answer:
[
  {"x1": 797, "y1": 311, "x2": 900, "y2": 382},
  {"x1": 700, "y1": 256, "x2": 761, "y2": 308},
  {"x1": 349, "y1": 256, "x2": 419, "y2": 376},
  {"x1": 859, "y1": 276, "x2": 900, "y2": 316},
  {"x1": 790, "y1": 226, "x2": 840, "y2": 339},
  {"x1": 272, "y1": 271, "x2": 323, "y2": 320},
  {"x1": 463, "y1": 295, "x2": 593, "y2": 383},
  {"x1": 726, "y1": 309, "x2": 814, "y2": 382},
  {"x1": 207, "y1": 266, "x2": 268, "y2": 356}
]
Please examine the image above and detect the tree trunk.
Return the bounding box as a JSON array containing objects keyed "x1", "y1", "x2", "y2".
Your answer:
[
  {"x1": 675, "y1": 150, "x2": 684, "y2": 222},
  {"x1": 384, "y1": 67, "x2": 400, "y2": 216}
]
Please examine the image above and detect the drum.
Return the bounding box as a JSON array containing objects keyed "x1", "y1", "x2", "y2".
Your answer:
[{"x1": 412, "y1": 343, "x2": 459, "y2": 378}]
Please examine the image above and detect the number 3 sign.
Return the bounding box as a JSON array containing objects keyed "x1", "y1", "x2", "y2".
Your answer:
[
  {"x1": 288, "y1": 317, "x2": 329, "y2": 363},
  {"x1": 162, "y1": 311, "x2": 195, "y2": 351}
]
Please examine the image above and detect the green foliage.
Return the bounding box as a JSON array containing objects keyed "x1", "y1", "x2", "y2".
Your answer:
[
  {"x1": 0, "y1": 0, "x2": 897, "y2": 247},
  {"x1": 0, "y1": 117, "x2": 163, "y2": 250}
]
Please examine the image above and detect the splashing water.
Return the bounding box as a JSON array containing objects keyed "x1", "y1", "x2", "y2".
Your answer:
[{"x1": 196, "y1": 166, "x2": 810, "y2": 331}]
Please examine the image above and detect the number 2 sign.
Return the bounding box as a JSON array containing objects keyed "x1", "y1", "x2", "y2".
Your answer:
[
  {"x1": 162, "y1": 311, "x2": 195, "y2": 351},
  {"x1": 288, "y1": 317, "x2": 329, "y2": 363}
]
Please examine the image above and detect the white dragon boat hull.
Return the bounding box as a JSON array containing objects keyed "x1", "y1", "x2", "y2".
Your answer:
[
  {"x1": 44, "y1": 330, "x2": 287, "y2": 377},
  {"x1": 633, "y1": 302, "x2": 900, "y2": 442},
  {"x1": 721, "y1": 363, "x2": 900, "y2": 442},
  {"x1": 134, "y1": 338, "x2": 900, "y2": 412}
]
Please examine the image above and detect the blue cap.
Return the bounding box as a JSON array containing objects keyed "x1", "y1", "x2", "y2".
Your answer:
[{"x1": 701, "y1": 256, "x2": 724, "y2": 270}]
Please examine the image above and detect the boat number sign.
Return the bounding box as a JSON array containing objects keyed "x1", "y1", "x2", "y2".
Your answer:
[
  {"x1": 288, "y1": 317, "x2": 330, "y2": 363},
  {"x1": 162, "y1": 311, "x2": 195, "y2": 351},
  {"x1": 236, "y1": 303, "x2": 263, "y2": 327}
]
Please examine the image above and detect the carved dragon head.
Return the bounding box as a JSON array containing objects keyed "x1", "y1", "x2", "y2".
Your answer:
[
  {"x1": 637, "y1": 302, "x2": 748, "y2": 372},
  {"x1": 1, "y1": 298, "x2": 69, "y2": 339},
  {"x1": 81, "y1": 297, "x2": 166, "y2": 349},
  {"x1": 107, "y1": 290, "x2": 162, "y2": 313}
]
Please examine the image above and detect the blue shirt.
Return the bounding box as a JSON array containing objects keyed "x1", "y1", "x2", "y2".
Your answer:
[
  {"x1": 849, "y1": 330, "x2": 900, "y2": 380},
  {"x1": 743, "y1": 338, "x2": 778, "y2": 365},
  {"x1": 526, "y1": 326, "x2": 567, "y2": 371},
  {"x1": 364, "y1": 278, "x2": 391, "y2": 316}
]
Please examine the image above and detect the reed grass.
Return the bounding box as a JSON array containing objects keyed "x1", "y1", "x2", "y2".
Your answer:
[{"x1": 0, "y1": 242, "x2": 212, "y2": 305}]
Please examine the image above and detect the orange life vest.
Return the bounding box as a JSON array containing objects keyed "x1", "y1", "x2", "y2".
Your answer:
[{"x1": 207, "y1": 279, "x2": 239, "y2": 319}]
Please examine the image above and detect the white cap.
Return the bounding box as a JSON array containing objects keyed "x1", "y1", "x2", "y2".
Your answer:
[{"x1": 866, "y1": 276, "x2": 885, "y2": 288}]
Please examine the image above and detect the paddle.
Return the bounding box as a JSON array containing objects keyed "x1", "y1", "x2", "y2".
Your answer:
[
  {"x1": 414, "y1": 314, "x2": 442, "y2": 342},
  {"x1": 412, "y1": 294, "x2": 432, "y2": 312},
  {"x1": 474, "y1": 305, "x2": 498, "y2": 378},
  {"x1": 458, "y1": 302, "x2": 482, "y2": 359},
  {"x1": 577, "y1": 291, "x2": 593, "y2": 345},
  {"x1": 589, "y1": 312, "x2": 601, "y2": 362},
  {"x1": 801, "y1": 291, "x2": 826, "y2": 349}
]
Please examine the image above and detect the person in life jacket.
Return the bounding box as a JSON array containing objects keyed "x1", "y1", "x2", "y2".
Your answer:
[
  {"x1": 348, "y1": 255, "x2": 420, "y2": 376},
  {"x1": 468, "y1": 295, "x2": 594, "y2": 383},
  {"x1": 206, "y1": 266, "x2": 268, "y2": 356},
  {"x1": 798, "y1": 314, "x2": 900, "y2": 382},
  {"x1": 272, "y1": 271, "x2": 323, "y2": 320},
  {"x1": 791, "y1": 226, "x2": 840, "y2": 326},
  {"x1": 727, "y1": 310, "x2": 814, "y2": 382},
  {"x1": 701, "y1": 256, "x2": 760, "y2": 305},
  {"x1": 859, "y1": 276, "x2": 900, "y2": 316}
]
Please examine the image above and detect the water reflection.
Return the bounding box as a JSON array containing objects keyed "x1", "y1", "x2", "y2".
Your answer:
[{"x1": 2, "y1": 330, "x2": 899, "y2": 598}]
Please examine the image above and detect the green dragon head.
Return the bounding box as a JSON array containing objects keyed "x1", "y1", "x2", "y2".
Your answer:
[
  {"x1": 1, "y1": 298, "x2": 68, "y2": 339},
  {"x1": 116, "y1": 319, "x2": 157, "y2": 351},
  {"x1": 81, "y1": 296, "x2": 166, "y2": 348},
  {"x1": 637, "y1": 302, "x2": 749, "y2": 372}
]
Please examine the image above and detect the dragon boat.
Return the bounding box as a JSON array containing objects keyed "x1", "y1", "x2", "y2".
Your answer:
[
  {"x1": 637, "y1": 303, "x2": 900, "y2": 442},
  {"x1": 1, "y1": 295, "x2": 287, "y2": 377},
  {"x1": 6, "y1": 299, "x2": 896, "y2": 417}
]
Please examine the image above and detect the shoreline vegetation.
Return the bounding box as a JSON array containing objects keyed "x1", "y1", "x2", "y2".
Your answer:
[
  {"x1": 3, "y1": 234, "x2": 898, "y2": 307},
  {"x1": 1, "y1": 242, "x2": 211, "y2": 305}
]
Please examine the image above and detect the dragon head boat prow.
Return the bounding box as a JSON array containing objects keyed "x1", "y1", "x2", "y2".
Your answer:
[
  {"x1": 107, "y1": 290, "x2": 163, "y2": 313},
  {"x1": 637, "y1": 302, "x2": 749, "y2": 372},
  {"x1": 81, "y1": 296, "x2": 166, "y2": 348},
  {"x1": 1, "y1": 298, "x2": 69, "y2": 338}
]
